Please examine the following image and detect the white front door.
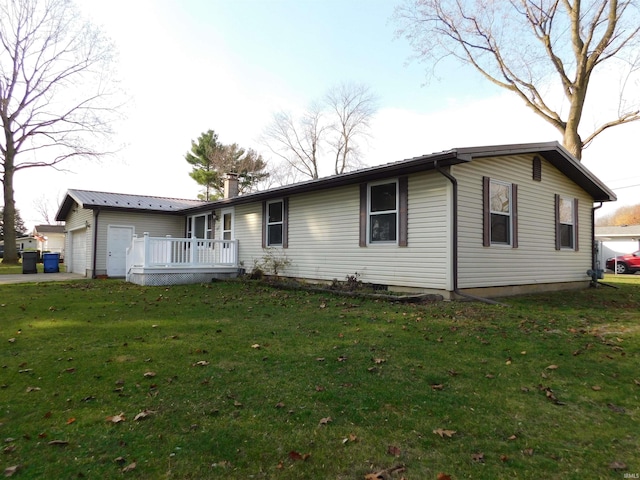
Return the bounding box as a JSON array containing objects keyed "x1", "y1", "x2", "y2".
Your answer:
[
  {"x1": 221, "y1": 208, "x2": 234, "y2": 263},
  {"x1": 107, "y1": 225, "x2": 134, "y2": 277}
]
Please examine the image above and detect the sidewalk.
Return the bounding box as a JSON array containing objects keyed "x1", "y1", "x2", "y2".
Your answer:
[{"x1": 0, "y1": 272, "x2": 87, "y2": 285}]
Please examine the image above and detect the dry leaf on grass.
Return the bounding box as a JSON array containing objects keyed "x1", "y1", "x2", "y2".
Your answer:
[
  {"x1": 122, "y1": 461, "x2": 137, "y2": 473},
  {"x1": 106, "y1": 413, "x2": 125, "y2": 423},
  {"x1": 387, "y1": 445, "x2": 401, "y2": 457},
  {"x1": 318, "y1": 416, "x2": 332, "y2": 426},
  {"x1": 143, "y1": 371, "x2": 156, "y2": 378},
  {"x1": 288, "y1": 451, "x2": 311, "y2": 461},
  {"x1": 609, "y1": 461, "x2": 628, "y2": 470},
  {"x1": 433, "y1": 428, "x2": 456, "y2": 438},
  {"x1": 134, "y1": 409, "x2": 155, "y2": 421},
  {"x1": 192, "y1": 360, "x2": 209, "y2": 367},
  {"x1": 48, "y1": 440, "x2": 69, "y2": 446},
  {"x1": 3, "y1": 465, "x2": 21, "y2": 477},
  {"x1": 364, "y1": 464, "x2": 406, "y2": 480}
]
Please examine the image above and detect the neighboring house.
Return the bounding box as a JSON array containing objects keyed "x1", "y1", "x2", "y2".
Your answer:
[
  {"x1": 32, "y1": 224, "x2": 66, "y2": 259},
  {"x1": 55, "y1": 142, "x2": 616, "y2": 299},
  {"x1": 16, "y1": 236, "x2": 38, "y2": 252},
  {"x1": 595, "y1": 225, "x2": 640, "y2": 269}
]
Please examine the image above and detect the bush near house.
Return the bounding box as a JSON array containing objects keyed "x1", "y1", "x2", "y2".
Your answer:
[{"x1": 0, "y1": 276, "x2": 638, "y2": 479}]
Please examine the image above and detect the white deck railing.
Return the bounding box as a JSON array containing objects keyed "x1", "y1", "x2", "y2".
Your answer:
[{"x1": 126, "y1": 233, "x2": 239, "y2": 271}]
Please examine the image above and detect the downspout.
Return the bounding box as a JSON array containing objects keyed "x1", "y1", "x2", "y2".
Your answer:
[
  {"x1": 435, "y1": 161, "x2": 505, "y2": 305},
  {"x1": 91, "y1": 208, "x2": 100, "y2": 279},
  {"x1": 589, "y1": 202, "x2": 617, "y2": 289}
]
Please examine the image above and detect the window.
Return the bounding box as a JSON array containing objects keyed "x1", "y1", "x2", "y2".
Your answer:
[
  {"x1": 483, "y1": 177, "x2": 518, "y2": 247},
  {"x1": 555, "y1": 195, "x2": 578, "y2": 250},
  {"x1": 369, "y1": 181, "x2": 397, "y2": 243},
  {"x1": 267, "y1": 200, "x2": 283, "y2": 246},
  {"x1": 359, "y1": 178, "x2": 408, "y2": 247},
  {"x1": 262, "y1": 199, "x2": 288, "y2": 248},
  {"x1": 187, "y1": 213, "x2": 213, "y2": 239}
]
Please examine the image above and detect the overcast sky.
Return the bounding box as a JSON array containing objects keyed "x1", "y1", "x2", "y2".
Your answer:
[{"x1": 13, "y1": 0, "x2": 640, "y2": 229}]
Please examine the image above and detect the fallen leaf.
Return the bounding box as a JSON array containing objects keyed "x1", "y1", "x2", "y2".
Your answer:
[
  {"x1": 106, "y1": 413, "x2": 125, "y2": 423},
  {"x1": 546, "y1": 365, "x2": 559, "y2": 370},
  {"x1": 500, "y1": 454, "x2": 509, "y2": 462},
  {"x1": 315, "y1": 385, "x2": 325, "y2": 391},
  {"x1": 234, "y1": 400, "x2": 243, "y2": 408},
  {"x1": 251, "y1": 344, "x2": 261, "y2": 349},
  {"x1": 387, "y1": 445, "x2": 401, "y2": 457},
  {"x1": 337, "y1": 355, "x2": 348, "y2": 362},
  {"x1": 8, "y1": 338, "x2": 15, "y2": 343},
  {"x1": 507, "y1": 434, "x2": 517, "y2": 441},
  {"x1": 609, "y1": 461, "x2": 628, "y2": 470},
  {"x1": 275, "y1": 402, "x2": 285, "y2": 409},
  {"x1": 633, "y1": 379, "x2": 640, "y2": 387},
  {"x1": 522, "y1": 448, "x2": 534, "y2": 456},
  {"x1": 3, "y1": 445, "x2": 16, "y2": 453},
  {"x1": 121, "y1": 462, "x2": 136, "y2": 473},
  {"x1": 66, "y1": 418, "x2": 76, "y2": 425},
  {"x1": 134, "y1": 410, "x2": 155, "y2": 421},
  {"x1": 288, "y1": 451, "x2": 311, "y2": 461},
  {"x1": 430, "y1": 384, "x2": 444, "y2": 390},
  {"x1": 364, "y1": 465, "x2": 406, "y2": 480},
  {"x1": 591, "y1": 385, "x2": 602, "y2": 391},
  {"x1": 433, "y1": 428, "x2": 456, "y2": 438},
  {"x1": 3, "y1": 465, "x2": 21, "y2": 477},
  {"x1": 114, "y1": 456, "x2": 126, "y2": 465},
  {"x1": 48, "y1": 440, "x2": 69, "y2": 446},
  {"x1": 25, "y1": 386, "x2": 40, "y2": 392},
  {"x1": 373, "y1": 358, "x2": 386, "y2": 364},
  {"x1": 436, "y1": 474, "x2": 452, "y2": 480},
  {"x1": 607, "y1": 403, "x2": 626, "y2": 414},
  {"x1": 192, "y1": 360, "x2": 209, "y2": 367},
  {"x1": 471, "y1": 452, "x2": 485, "y2": 462},
  {"x1": 318, "y1": 416, "x2": 332, "y2": 426},
  {"x1": 44, "y1": 411, "x2": 52, "y2": 419},
  {"x1": 143, "y1": 371, "x2": 156, "y2": 378}
]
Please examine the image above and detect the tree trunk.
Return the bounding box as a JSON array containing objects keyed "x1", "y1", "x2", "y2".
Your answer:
[
  {"x1": 563, "y1": 128, "x2": 583, "y2": 160},
  {"x1": 2, "y1": 144, "x2": 20, "y2": 265}
]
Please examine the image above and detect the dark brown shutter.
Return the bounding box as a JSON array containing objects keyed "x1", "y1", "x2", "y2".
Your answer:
[
  {"x1": 574, "y1": 198, "x2": 579, "y2": 251},
  {"x1": 398, "y1": 176, "x2": 408, "y2": 247},
  {"x1": 359, "y1": 183, "x2": 367, "y2": 247},
  {"x1": 512, "y1": 183, "x2": 518, "y2": 248},
  {"x1": 282, "y1": 198, "x2": 289, "y2": 249},
  {"x1": 261, "y1": 201, "x2": 267, "y2": 249},
  {"x1": 482, "y1": 176, "x2": 490, "y2": 247},
  {"x1": 554, "y1": 194, "x2": 561, "y2": 250}
]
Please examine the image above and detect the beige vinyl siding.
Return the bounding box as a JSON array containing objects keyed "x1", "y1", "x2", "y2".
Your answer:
[
  {"x1": 233, "y1": 172, "x2": 450, "y2": 290},
  {"x1": 94, "y1": 211, "x2": 187, "y2": 275},
  {"x1": 455, "y1": 154, "x2": 593, "y2": 289}
]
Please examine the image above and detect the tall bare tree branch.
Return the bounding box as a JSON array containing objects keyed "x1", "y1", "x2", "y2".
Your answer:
[
  {"x1": 394, "y1": 0, "x2": 640, "y2": 159},
  {"x1": 0, "y1": 0, "x2": 123, "y2": 264}
]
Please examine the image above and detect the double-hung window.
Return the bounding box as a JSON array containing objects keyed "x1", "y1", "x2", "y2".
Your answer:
[
  {"x1": 369, "y1": 181, "x2": 398, "y2": 244},
  {"x1": 266, "y1": 200, "x2": 283, "y2": 246},
  {"x1": 483, "y1": 177, "x2": 518, "y2": 247},
  {"x1": 555, "y1": 195, "x2": 578, "y2": 250}
]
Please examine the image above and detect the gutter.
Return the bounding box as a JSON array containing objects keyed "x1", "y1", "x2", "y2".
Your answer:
[
  {"x1": 91, "y1": 208, "x2": 100, "y2": 279},
  {"x1": 434, "y1": 161, "x2": 505, "y2": 306}
]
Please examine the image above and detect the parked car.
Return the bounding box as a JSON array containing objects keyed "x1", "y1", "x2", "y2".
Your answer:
[
  {"x1": 606, "y1": 250, "x2": 640, "y2": 274},
  {"x1": 0, "y1": 246, "x2": 22, "y2": 259}
]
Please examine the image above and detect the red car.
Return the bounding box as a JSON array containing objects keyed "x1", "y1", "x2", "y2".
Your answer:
[{"x1": 606, "y1": 250, "x2": 640, "y2": 274}]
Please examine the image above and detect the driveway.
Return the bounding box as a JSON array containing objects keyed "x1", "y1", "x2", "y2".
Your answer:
[{"x1": 0, "y1": 273, "x2": 87, "y2": 285}]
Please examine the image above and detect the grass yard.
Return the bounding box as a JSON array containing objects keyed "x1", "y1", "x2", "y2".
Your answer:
[{"x1": 1, "y1": 276, "x2": 639, "y2": 479}]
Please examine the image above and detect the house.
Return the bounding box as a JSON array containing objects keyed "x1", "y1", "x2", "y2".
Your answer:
[
  {"x1": 55, "y1": 190, "x2": 208, "y2": 277},
  {"x1": 595, "y1": 225, "x2": 640, "y2": 269},
  {"x1": 55, "y1": 141, "x2": 616, "y2": 299},
  {"x1": 32, "y1": 224, "x2": 66, "y2": 259}
]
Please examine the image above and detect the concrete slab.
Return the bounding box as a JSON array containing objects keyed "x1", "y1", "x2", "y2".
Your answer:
[{"x1": 0, "y1": 273, "x2": 87, "y2": 285}]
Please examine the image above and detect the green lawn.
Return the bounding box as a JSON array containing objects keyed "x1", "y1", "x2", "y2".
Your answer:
[{"x1": 1, "y1": 276, "x2": 638, "y2": 479}]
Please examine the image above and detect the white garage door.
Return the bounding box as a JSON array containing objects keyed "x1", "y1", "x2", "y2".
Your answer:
[{"x1": 71, "y1": 229, "x2": 87, "y2": 275}]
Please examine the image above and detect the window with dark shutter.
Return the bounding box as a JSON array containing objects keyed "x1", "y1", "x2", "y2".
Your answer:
[{"x1": 483, "y1": 177, "x2": 518, "y2": 247}]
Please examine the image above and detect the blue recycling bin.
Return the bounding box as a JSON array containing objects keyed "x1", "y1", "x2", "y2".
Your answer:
[{"x1": 43, "y1": 253, "x2": 60, "y2": 273}]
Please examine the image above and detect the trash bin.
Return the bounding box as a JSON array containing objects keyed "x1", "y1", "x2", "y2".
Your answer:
[
  {"x1": 22, "y1": 251, "x2": 38, "y2": 274},
  {"x1": 43, "y1": 253, "x2": 60, "y2": 273}
]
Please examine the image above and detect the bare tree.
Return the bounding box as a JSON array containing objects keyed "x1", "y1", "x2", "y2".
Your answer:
[
  {"x1": 0, "y1": 0, "x2": 121, "y2": 264},
  {"x1": 32, "y1": 193, "x2": 62, "y2": 225},
  {"x1": 394, "y1": 0, "x2": 640, "y2": 159},
  {"x1": 325, "y1": 82, "x2": 378, "y2": 175},
  {"x1": 263, "y1": 104, "x2": 325, "y2": 180},
  {"x1": 262, "y1": 83, "x2": 378, "y2": 181}
]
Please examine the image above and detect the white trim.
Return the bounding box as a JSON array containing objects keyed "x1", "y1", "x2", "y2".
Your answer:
[{"x1": 367, "y1": 179, "x2": 399, "y2": 246}]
